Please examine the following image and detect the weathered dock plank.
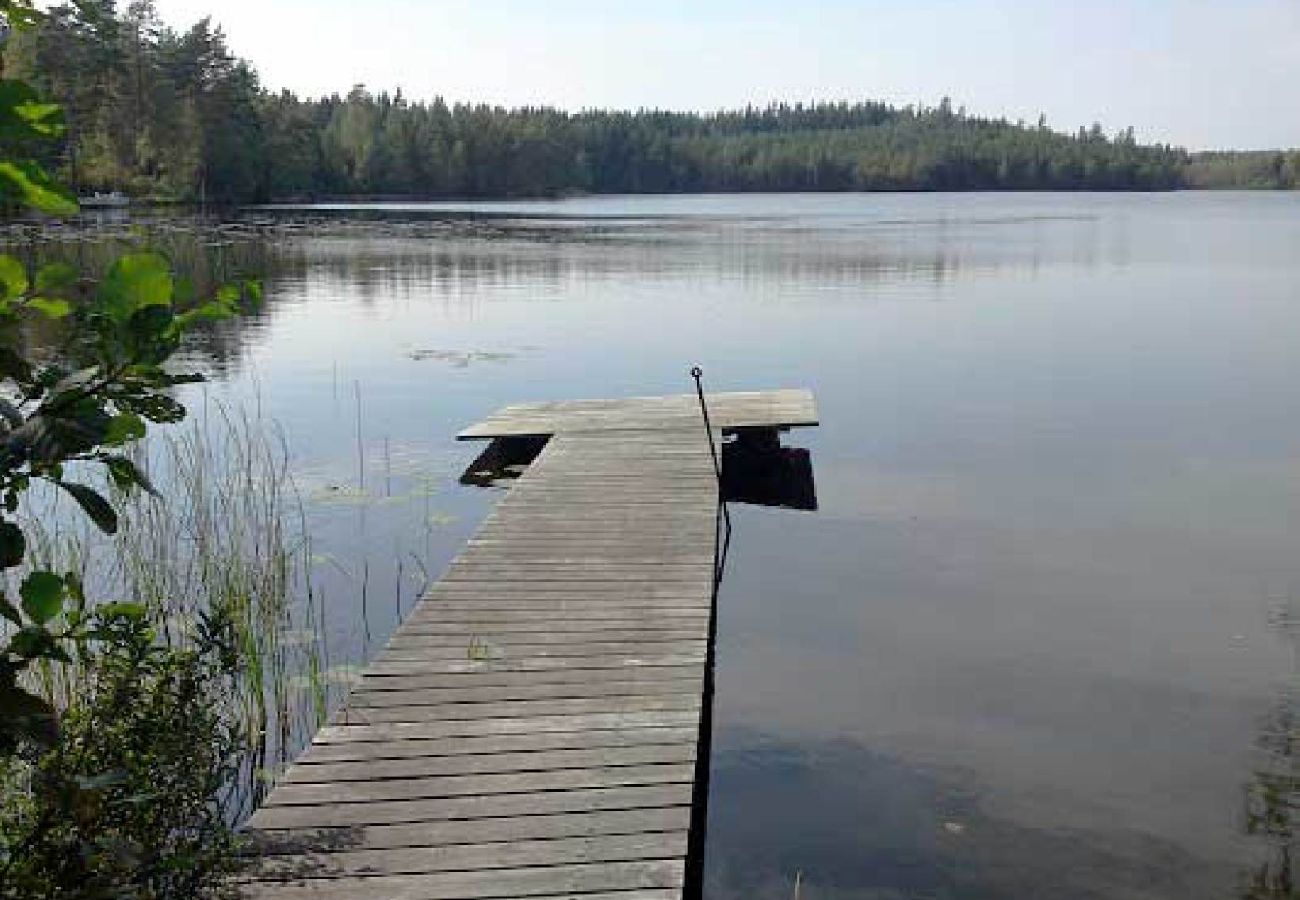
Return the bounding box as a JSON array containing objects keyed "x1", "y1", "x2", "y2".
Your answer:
[
  {"x1": 278, "y1": 744, "x2": 697, "y2": 785},
  {"x1": 241, "y1": 390, "x2": 815, "y2": 898},
  {"x1": 246, "y1": 831, "x2": 692, "y2": 881},
  {"x1": 240, "y1": 860, "x2": 686, "y2": 899},
  {"x1": 247, "y1": 783, "x2": 695, "y2": 830},
  {"x1": 246, "y1": 807, "x2": 693, "y2": 855},
  {"x1": 296, "y1": 727, "x2": 701, "y2": 765}
]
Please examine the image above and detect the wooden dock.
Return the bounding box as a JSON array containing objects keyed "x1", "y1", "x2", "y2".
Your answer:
[{"x1": 240, "y1": 389, "x2": 817, "y2": 899}]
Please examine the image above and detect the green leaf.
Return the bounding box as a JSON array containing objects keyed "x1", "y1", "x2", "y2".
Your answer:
[
  {"x1": 0, "y1": 160, "x2": 78, "y2": 216},
  {"x1": 245, "y1": 279, "x2": 264, "y2": 307},
  {"x1": 13, "y1": 101, "x2": 65, "y2": 139},
  {"x1": 123, "y1": 306, "x2": 180, "y2": 367},
  {"x1": 98, "y1": 253, "x2": 173, "y2": 324},
  {"x1": 26, "y1": 297, "x2": 70, "y2": 319},
  {"x1": 216, "y1": 283, "x2": 240, "y2": 306},
  {"x1": 19, "y1": 570, "x2": 63, "y2": 625},
  {"x1": 0, "y1": 80, "x2": 66, "y2": 140},
  {"x1": 171, "y1": 298, "x2": 235, "y2": 334},
  {"x1": 8, "y1": 624, "x2": 62, "y2": 660},
  {"x1": 103, "y1": 411, "x2": 146, "y2": 446},
  {"x1": 0, "y1": 255, "x2": 27, "y2": 301},
  {"x1": 126, "y1": 301, "x2": 175, "y2": 338},
  {"x1": 103, "y1": 455, "x2": 156, "y2": 495},
  {"x1": 56, "y1": 481, "x2": 117, "y2": 534},
  {"x1": 0, "y1": 520, "x2": 24, "y2": 568},
  {"x1": 34, "y1": 262, "x2": 76, "y2": 295},
  {"x1": 97, "y1": 601, "x2": 146, "y2": 621}
]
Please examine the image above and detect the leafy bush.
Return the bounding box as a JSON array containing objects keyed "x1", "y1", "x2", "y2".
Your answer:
[{"x1": 0, "y1": 602, "x2": 243, "y2": 899}]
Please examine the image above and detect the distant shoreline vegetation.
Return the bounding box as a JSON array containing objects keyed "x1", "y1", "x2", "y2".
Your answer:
[{"x1": 10, "y1": 3, "x2": 1297, "y2": 203}]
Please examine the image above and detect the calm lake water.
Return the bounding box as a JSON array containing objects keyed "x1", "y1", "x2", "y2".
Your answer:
[{"x1": 126, "y1": 192, "x2": 1300, "y2": 897}]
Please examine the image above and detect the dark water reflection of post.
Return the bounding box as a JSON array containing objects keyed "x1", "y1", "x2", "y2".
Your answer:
[{"x1": 1244, "y1": 594, "x2": 1300, "y2": 898}]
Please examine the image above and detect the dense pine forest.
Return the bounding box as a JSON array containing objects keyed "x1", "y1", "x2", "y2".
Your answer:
[
  {"x1": 6, "y1": 1, "x2": 1289, "y2": 202},
  {"x1": 1183, "y1": 151, "x2": 1300, "y2": 190}
]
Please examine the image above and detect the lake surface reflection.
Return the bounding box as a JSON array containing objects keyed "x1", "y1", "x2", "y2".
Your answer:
[{"x1": 120, "y1": 193, "x2": 1300, "y2": 897}]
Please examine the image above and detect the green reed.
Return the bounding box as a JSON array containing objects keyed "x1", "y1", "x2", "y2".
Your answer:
[{"x1": 20, "y1": 401, "x2": 329, "y2": 819}]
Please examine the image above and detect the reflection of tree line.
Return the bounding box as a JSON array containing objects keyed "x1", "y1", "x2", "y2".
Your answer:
[
  {"x1": 292, "y1": 239, "x2": 977, "y2": 292},
  {"x1": 1244, "y1": 595, "x2": 1300, "y2": 898},
  {"x1": 282, "y1": 226, "x2": 993, "y2": 293},
  {"x1": 8, "y1": 213, "x2": 1110, "y2": 376},
  {"x1": 274, "y1": 222, "x2": 1124, "y2": 300}
]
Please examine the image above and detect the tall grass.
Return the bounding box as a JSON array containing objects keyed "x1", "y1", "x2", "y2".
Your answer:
[{"x1": 20, "y1": 401, "x2": 328, "y2": 820}]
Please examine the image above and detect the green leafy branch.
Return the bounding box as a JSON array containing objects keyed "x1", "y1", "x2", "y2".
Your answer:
[{"x1": 0, "y1": 248, "x2": 260, "y2": 754}]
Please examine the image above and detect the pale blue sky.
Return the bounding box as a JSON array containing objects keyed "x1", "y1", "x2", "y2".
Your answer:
[{"x1": 154, "y1": 0, "x2": 1299, "y2": 150}]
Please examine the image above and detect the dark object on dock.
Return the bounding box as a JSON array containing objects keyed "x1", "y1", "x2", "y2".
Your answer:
[
  {"x1": 458, "y1": 436, "x2": 548, "y2": 487},
  {"x1": 238, "y1": 389, "x2": 817, "y2": 899}
]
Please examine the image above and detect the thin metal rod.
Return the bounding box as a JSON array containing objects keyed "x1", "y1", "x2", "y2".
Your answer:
[
  {"x1": 690, "y1": 366, "x2": 731, "y2": 589},
  {"x1": 690, "y1": 366, "x2": 723, "y2": 479},
  {"x1": 685, "y1": 366, "x2": 730, "y2": 900}
]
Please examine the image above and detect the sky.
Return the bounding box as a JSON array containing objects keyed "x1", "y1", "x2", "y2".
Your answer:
[{"x1": 152, "y1": 0, "x2": 1300, "y2": 150}]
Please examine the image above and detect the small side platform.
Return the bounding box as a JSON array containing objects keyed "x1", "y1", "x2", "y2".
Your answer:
[
  {"x1": 239, "y1": 389, "x2": 817, "y2": 899},
  {"x1": 456, "y1": 388, "x2": 817, "y2": 440}
]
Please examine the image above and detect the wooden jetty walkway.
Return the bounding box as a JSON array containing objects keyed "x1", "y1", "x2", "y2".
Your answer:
[{"x1": 240, "y1": 389, "x2": 817, "y2": 899}]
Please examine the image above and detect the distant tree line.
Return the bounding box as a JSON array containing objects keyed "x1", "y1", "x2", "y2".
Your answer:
[
  {"x1": 4, "y1": 1, "x2": 1289, "y2": 202},
  {"x1": 1183, "y1": 151, "x2": 1300, "y2": 189}
]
